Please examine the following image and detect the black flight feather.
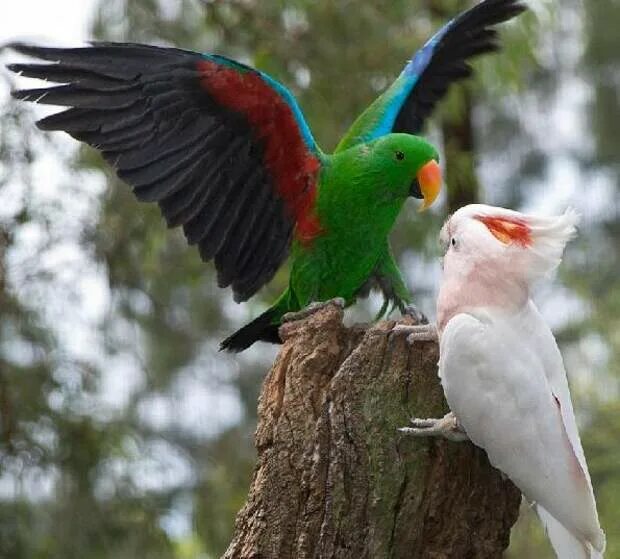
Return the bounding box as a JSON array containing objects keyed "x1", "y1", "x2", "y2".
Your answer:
[{"x1": 8, "y1": 42, "x2": 305, "y2": 303}]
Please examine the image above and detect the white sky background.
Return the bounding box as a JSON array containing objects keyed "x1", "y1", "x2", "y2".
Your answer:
[{"x1": 0, "y1": 1, "x2": 98, "y2": 46}]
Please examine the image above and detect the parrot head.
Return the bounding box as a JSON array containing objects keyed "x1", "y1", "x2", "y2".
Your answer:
[
  {"x1": 366, "y1": 134, "x2": 442, "y2": 211},
  {"x1": 436, "y1": 204, "x2": 579, "y2": 330}
]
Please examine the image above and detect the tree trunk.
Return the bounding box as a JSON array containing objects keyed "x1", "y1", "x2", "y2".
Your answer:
[{"x1": 224, "y1": 303, "x2": 521, "y2": 559}]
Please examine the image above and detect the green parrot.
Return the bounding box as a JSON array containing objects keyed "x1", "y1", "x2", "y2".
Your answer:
[{"x1": 9, "y1": 0, "x2": 525, "y2": 351}]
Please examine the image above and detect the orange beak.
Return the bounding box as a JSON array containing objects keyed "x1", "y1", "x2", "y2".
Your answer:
[{"x1": 416, "y1": 160, "x2": 442, "y2": 212}]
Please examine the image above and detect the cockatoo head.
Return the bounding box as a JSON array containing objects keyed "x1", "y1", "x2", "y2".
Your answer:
[{"x1": 437, "y1": 204, "x2": 579, "y2": 329}]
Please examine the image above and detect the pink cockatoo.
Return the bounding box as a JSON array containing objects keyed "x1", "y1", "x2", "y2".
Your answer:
[{"x1": 398, "y1": 204, "x2": 605, "y2": 559}]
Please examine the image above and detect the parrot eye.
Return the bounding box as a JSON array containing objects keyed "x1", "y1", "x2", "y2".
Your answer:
[
  {"x1": 451, "y1": 237, "x2": 458, "y2": 249},
  {"x1": 395, "y1": 151, "x2": 405, "y2": 161}
]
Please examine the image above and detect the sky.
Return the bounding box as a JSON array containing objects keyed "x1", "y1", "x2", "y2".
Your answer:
[{"x1": 1, "y1": 1, "x2": 98, "y2": 46}]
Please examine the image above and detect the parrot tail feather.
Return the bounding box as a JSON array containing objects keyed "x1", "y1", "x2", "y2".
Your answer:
[
  {"x1": 220, "y1": 308, "x2": 281, "y2": 352},
  {"x1": 536, "y1": 505, "x2": 605, "y2": 559}
]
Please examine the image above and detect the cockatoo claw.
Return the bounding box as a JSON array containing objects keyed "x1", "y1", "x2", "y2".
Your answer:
[
  {"x1": 282, "y1": 297, "x2": 346, "y2": 323},
  {"x1": 392, "y1": 323, "x2": 439, "y2": 344},
  {"x1": 398, "y1": 412, "x2": 469, "y2": 442}
]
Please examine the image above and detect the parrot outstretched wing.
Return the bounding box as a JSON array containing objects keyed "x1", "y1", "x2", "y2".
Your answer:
[
  {"x1": 9, "y1": 43, "x2": 322, "y2": 302},
  {"x1": 336, "y1": 0, "x2": 526, "y2": 152},
  {"x1": 439, "y1": 307, "x2": 605, "y2": 557}
]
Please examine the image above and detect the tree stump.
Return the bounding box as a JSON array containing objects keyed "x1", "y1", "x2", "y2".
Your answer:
[{"x1": 224, "y1": 302, "x2": 521, "y2": 559}]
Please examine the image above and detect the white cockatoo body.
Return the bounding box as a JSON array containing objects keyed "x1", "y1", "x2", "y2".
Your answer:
[{"x1": 429, "y1": 204, "x2": 604, "y2": 558}]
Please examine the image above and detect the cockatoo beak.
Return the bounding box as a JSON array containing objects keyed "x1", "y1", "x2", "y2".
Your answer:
[{"x1": 416, "y1": 160, "x2": 442, "y2": 212}]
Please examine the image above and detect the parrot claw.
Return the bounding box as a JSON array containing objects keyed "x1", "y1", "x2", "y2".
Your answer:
[
  {"x1": 392, "y1": 323, "x2": 438, "y2": 344},
  {"x1": 401, "y1": 304, "x2": 429, "y2": 325},
  {"x1": 282, "y1": 297, "x2": 346, "y2": 323},
  {"x1": 398, "y1": 412, "x2": 469, "y2": 442}
]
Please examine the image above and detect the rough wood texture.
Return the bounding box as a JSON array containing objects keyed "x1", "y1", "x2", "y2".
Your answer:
[{"x1": 224, "y1": 303, "x2": 521, "y2": 559}]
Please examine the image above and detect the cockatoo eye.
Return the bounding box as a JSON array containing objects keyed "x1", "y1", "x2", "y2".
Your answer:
[{"x1": 451, "y1": 237, "x2": 458, "y2": 249}]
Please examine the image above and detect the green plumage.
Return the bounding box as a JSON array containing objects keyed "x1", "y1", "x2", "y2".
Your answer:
[{"x1": 290, "y1": 135, "x2": 437, "y2": 309}]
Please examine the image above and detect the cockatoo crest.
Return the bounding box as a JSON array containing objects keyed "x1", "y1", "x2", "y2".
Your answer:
[{"x1": 443, "y1": 204, "x2": 579, "y2": 282}]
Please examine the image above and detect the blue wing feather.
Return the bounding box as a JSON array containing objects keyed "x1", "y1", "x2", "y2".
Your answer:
[
  {"x1": 403, "y1": 20, "x2": 453, "y2": 78},
  {"x1": 336, "y1": 0, "x2": 525, "y2": 152}
]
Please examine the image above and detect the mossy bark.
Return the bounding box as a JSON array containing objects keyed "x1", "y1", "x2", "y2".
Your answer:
[{"x1": 224, "y1": 303, "x2": 521, "y2": 559}]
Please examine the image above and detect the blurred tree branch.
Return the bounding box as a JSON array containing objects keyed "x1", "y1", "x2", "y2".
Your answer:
[{"x1": 225, "y1": 304, "x2": 520, "y2": 558}]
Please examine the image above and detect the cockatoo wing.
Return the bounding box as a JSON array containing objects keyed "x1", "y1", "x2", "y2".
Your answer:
[
  {"x1": 439, "y1": 306, "x2": 604, "y2": 556},
  {"x1": 526, "y1": 303, "x2": 591, "y2": 481},
  {"x1": 525, "y1": 303, "x2": 605, "y2": 558}
]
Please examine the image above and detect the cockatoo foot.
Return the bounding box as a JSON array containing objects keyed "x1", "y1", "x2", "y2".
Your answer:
[
  {"x1": 398, "y1": 412, "x2": 469, "y2": 442},
  {"x1": 392, "y1": 323, "x2": 438, "y2": 344},
  {"x1": 401, "y1": 304, "x2": 429, "y2": 325},
  {"x1": 282, "y1": 297, "x2": 346, "y2": 323}
]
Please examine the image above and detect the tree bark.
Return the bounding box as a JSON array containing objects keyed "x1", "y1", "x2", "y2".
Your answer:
[{"x1": 224, "y1": 303, "x2": 521, "y2": 559}]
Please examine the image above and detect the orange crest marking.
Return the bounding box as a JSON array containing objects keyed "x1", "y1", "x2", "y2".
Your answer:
[{"x1": 476, "y1": 215, "x2": 532, "y2": 247}]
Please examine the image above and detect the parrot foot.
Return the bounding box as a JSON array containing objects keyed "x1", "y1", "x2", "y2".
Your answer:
[
  {"x1": 282, "y1": 297, "x2": 346, "y2": 323},
  {"x1": 398, "y1": 412, "x2": 469, "y2": 442},
  {"x1": 392, "y1": 323, "x2": 438, "y2": 344},
  {"x1": 401, "y1": 304, "x2": 429, "y2": 325}
]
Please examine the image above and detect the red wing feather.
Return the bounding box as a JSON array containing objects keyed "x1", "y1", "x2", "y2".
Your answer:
[{"x1": 10, "y1": 42, "x2": 324, "y2": 301}]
